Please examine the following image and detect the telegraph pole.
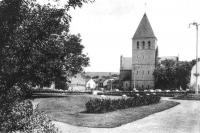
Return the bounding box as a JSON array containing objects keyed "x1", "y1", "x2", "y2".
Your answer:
[{"x1": 189, "y1": 22, "x2": 200, "y2": 94}]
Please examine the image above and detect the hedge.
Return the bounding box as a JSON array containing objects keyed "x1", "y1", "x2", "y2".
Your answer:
[
  {"x1": 98, "y1": 91, "x2": 186, "y2": 97},
  {"x1": 85, "y1": 94, "x2": 160, "y2": 113}
]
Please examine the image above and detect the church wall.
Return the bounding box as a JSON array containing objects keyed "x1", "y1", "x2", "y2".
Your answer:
[
  {"x1": 119, "y1": 70, "x2": 132, "y2": 90},
  {"x1": 132, "y1": 39, "x2": 156, "y2": 89},
  {"x1": 131, "y1": 80, "x2": 154, "y2": 89}
]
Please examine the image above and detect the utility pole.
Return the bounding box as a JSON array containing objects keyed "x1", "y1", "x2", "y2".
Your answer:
[{"x1": 189, "y1": 22, "x2": 200, "y2": 95}]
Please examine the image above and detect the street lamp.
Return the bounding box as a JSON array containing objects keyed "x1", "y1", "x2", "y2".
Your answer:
[
  {"x1": 133, "y1": 65, "x2": 136, "y2": 90},
  {"x1": 189, "y1": 22, "x2": 200, "y2": 95}
]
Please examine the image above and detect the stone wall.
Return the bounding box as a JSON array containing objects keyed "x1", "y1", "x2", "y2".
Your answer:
[{"x1": 132, "y1": 38, "x2": 156, "y2": 89}]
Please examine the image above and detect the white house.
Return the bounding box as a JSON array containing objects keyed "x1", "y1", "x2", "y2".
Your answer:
[
  {"x1": 190, "y1": 61, "x2": 200, "y2": 92},
  {"x1": 68, "y1": 74, "x2": 86, "y2": 91},
  {"x1": 86, "y1": 79, "x2": 96, "y2": 90}
]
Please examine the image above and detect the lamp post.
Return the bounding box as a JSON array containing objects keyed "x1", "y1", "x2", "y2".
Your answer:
[
  {"x1": 133, "y1": 65, "x2": 136, "y2": 90},
  {"x1": 189, "y1": 22, "x2": 200, "y2": 95}
]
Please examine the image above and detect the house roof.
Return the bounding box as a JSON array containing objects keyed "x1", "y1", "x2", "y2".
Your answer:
[{"x1": 133, "y1": 13, "x2": 156, "y2": 39}]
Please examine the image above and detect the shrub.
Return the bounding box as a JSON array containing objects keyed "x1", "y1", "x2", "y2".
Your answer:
[
  {"x1": 85, "y1": 95, "x2": 160, "y2": 113},
  {"x1": 0, "y1": 85, "x2": 58, "y2": 133},
  {"x1": 0, "y1": 99, "x2": 58, "y2": 133}
]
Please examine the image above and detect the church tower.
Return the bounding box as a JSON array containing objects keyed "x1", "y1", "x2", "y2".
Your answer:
[{"x1": 132, "y1": 13, "x2": 157, "y2": 89}]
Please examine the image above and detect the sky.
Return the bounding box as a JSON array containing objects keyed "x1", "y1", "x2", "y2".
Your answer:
[{"x1": 46, "y1": 0, "x2": 200, "y2": 72}]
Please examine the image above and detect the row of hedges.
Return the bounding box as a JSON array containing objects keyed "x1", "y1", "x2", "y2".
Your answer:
[
  {"x1": 85, "y1": 94, "x2": 160, "y2": 113},
  {"x1": 98, "y1": 91, "x2": 187, "y2": 97},
  {"x1": 32, "y1": 89, "x2": 92, "y2": 94},
  {"x1": 31, "y1": 89, "x2": 92, "y2": 98}
]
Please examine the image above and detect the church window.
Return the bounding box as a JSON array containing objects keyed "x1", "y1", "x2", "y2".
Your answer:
[
  {"x1": 148, "y1": 71, "x2": 150, "y2": 74},
  {"x1": 148, "y1": 41, "x2": 151, "y2": 49},
  {"x1": 137, "y1": 41, "x2": 139, "y2": 49},
  {"x1": 142, "y1": 41, "x2": 145, "y2": 49}
]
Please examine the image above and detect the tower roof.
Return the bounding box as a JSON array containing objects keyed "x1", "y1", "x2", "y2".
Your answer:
[{"x1": 133, "y1": 13, "x2": 156, "y2": 39}]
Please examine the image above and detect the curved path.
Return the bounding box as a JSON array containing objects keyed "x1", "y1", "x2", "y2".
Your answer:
[{"x1": 54, "y1": 98, "x2": 200, "y2": 133}]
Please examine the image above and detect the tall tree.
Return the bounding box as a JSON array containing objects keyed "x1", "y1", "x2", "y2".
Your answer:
[
  {"x1": 0, "y1": 0, "x2": 91, "y2": 90},
  {"x1": 0, "y1": 0, "x2": 93, "y2": 132}
]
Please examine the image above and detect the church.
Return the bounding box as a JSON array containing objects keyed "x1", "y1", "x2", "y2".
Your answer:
[{"x1": 120, "y1": 13, "x2": 158, "y2": 90}]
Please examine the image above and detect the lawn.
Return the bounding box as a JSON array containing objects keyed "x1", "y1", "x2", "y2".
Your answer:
[{"x1": 34, "y1": 95, "x2": 179, "y2": 128}]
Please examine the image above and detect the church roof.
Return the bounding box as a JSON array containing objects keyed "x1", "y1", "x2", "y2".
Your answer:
[{"x1": 133, "y1": 13, "x2": 156, "y2": 39}]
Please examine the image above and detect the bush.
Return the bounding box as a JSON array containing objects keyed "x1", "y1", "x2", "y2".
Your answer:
[
  {"x1": 0, "y1": 99, "x2": 58, "y2": 133},
  {"x1": 85, "y1": 95, "x2": 160, "y2": 113},
  {"x1": 0, "y1": 85, "x2": 58, "y2": 133}
]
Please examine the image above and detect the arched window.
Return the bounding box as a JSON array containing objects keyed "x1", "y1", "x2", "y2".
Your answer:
[
  {"x1": 148, "y1": 71, "x2": 150, "y2": 74},
  {"x1": 142, "y1": 41, "x2": 145, "y2": 49},
  {"x1": 148, "y1": 41, "x2": 151, "y2": 49},
  {"x1": 137, "y1": 41, "x2": 139, "y2": 49}
]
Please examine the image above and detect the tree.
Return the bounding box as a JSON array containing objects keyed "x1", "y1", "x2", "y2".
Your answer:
[
  {"x1": 0, "y1": 0, "x2": 93, "y2": 132},
  {"x1": 154, "y1": 59, "x2": 194, "y2": 90},
  {"x1": 154, "y1": 59, "x2": 177, "y2": 90}
]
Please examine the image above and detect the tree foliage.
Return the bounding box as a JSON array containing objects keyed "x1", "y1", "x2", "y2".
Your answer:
[
  {"x1": 0, "y1": 0, "x2": 93, "y2": 132},
  {"x1": 0, "y1": 0, "x2": 91, "y2": 90},
  {"x1": 153, "y1": 59, "x2": 194, "y2": 90}
]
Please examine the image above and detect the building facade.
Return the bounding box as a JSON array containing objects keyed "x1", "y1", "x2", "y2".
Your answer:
[
  {"x1": 132, "y1": 13, "x2": 157, "y2": 89},
  {"x1": 120, "y1": 13, "x2": 157, "y2": 90}
]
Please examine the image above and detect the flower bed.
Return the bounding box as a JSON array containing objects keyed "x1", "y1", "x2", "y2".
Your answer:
[{"x1": 85, "y1": 94, "x2": 160, "y2": 113}]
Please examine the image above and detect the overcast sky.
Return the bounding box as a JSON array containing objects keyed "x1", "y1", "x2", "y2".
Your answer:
[{"x1": 65, "y1": 0, "x2": 200, "y2": 72}]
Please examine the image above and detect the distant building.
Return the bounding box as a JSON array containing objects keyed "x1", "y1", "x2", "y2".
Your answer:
[
  {"x1": 86, "y1": 79, "x2": 96, "y2": 90},
  {"x1": 190, "y1": 61, "x2": 200, "y2": 92},
  {"x1": 119, "y1": 13, "x2": 178, "y2": 90},
  {"x1": 120, "y1": 56, "x2": 132, "y2": 90},
  {"x1": 120, "y1": 13, "x2": 157, "y2": 90},
  {"x1": 68, "y1": 74, "x2": 86, "y2": 91},
  {"x1": 103, "y1": 78, "x2": 119, "y2": 90}
]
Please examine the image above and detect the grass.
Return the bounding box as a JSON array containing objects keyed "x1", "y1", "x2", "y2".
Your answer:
[
  {"x1": 34, "y1": 95, "x2": 179, "y2": 128},
  {"x1": 174, "y1": 94, "x2": 200, "y2": 100}
]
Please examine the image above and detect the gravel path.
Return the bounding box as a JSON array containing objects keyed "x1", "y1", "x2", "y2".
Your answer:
[{"x1": 53, "y1": 97, "x2": 200, "y2": 133}]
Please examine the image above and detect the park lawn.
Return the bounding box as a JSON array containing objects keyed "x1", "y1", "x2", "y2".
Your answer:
[{"x1": 34, "y1": 95, "x2": 179, "y2": 128}]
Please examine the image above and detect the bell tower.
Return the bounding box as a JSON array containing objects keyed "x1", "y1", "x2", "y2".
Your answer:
[{"x1": 132, "y1": 13, "x2": 157, "y2": 89}]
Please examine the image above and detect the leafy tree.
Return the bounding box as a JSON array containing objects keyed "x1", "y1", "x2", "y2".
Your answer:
[
  {"x1": 154, "y1": 59, "x2": 194, "y2": 90},
  {"x1": 154, "y1": 59, "x2": 177, "y2": 90},
  {"x1": 0, "y1": 0, "x2": 93, "y2": 132}
]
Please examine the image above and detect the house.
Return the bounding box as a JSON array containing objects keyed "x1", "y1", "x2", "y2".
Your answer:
[
  {"x1": 86, "y1": 79, "x2": 96, "y2": 90},
  {"x1": 68, "y1": 74, "x2": 86, "y2": 91}
]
